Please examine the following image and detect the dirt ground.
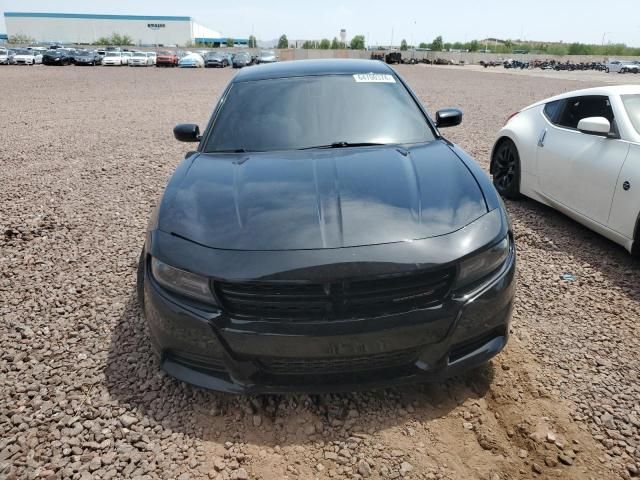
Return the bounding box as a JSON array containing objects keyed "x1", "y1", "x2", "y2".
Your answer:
[{"x1": 0, "y1": 64, "x2": 638, "y2": 480}]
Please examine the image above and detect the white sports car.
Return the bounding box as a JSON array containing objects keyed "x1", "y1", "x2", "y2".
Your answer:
[
  {"x1": 129, "y1": 51, "x2": 151, "y2": 66},
  {"x1": 102, "y1": 52, "x2": 123, "y2": 66},
  {"x1": 12, "y1": 48, "x2": 42, "y2": 65},
  {"x1": 491, "y1": 85, "x2": 640, "y2": 255}
]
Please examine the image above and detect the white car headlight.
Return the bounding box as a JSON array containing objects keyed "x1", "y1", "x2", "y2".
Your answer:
[
  {"x1": 150, "y1": 257, "x2": 216, "y2": 303},
  {"x1": 456, "y1": 236, "x2": 511, "y2": 288}
]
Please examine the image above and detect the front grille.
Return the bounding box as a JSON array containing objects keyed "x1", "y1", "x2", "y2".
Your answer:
[
  {"x1": 166, "y1": 350, "x2": 226, "y2": 372},
  {"x1": 259, "y1": 347, "x2": 421, "y2": 375},
  {"x1": 216, "y1": 267, "x2": 454, "y2": 321}
]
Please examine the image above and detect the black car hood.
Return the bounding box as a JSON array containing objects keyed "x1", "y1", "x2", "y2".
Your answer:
[{"x1": 159, "y1": 141, "x2": 488, "y2": 250}]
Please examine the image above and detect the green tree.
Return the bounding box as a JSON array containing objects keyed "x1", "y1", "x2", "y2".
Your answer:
[
  {"x1": 248, "y1": 35, "x2": 257, "y2": 48},
  {"x1": 8, "y1": 33, "x2": 35, "y2": 44},
  {"x1": 319, "y1": 38, "x2": 331, "y2": 49},
  {"x1": 350, "y1": 34, "x2": 365, "y2": 50},
  {"x1": 400, "y1": 39, "x2": 408, "y2": 51},
  {"x1": 302, "y1": 40, "x2": 316, "y2": 49},
  {"x1": 546, "y1": 44, "x2": 568, "y2": 55},
  {"x1": 93, "y1": 33, "x2": 134, "y2": 46},
  {"x1": 226, "y1": 37, "x2": 234, "y2": 47},
  {"x1": 418, "y1": 42, "x2": 429, "y2": 49},
  {"x1": 430, "y1": 35, "x2": 443, "y2": 51},
  {"x1": 277, "y1": 34, "x2": 289, "y2": 49},
  {"x1": 331, "y1": 37, "x2": 340, "y2": 49},
  {"x1": 468, "y1": 40, "x2": 479, "y2": 52}
]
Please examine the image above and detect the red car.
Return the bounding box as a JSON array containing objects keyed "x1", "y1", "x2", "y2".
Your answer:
[{"x1": 156, "y1": 50, "x2": 178, "y2": 67}]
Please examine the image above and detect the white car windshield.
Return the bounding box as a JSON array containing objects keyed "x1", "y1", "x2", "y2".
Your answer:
[
  {"x1": 133, "y1": 53, "x2": 146, "y2": 57},
  {"x1": 106, "y1": 52, "x2": 121, "y2": 57},
  {"x1": 622, "y1": 95, "x2": 640, "y2": 135}
]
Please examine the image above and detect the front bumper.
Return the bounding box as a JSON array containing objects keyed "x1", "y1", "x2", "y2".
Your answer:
[{"x1": 141, "y1": 215, "x2": 515, "y2": 394}]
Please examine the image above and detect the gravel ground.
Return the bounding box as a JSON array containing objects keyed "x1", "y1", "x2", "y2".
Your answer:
[{"x1": 0, "y1": 64, "x2": 638, "y2": 480}]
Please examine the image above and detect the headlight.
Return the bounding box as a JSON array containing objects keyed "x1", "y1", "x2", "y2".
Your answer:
[
  {"x1": 456, "y1": 236, "x2": 510, "y2": 288},
  {"x1": 150, "y1": 257, "x2": 216, "y2": 304}
]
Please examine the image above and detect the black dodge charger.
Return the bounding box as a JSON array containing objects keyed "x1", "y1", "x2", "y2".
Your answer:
[{"x1": 138, "y1": 59, "x2": 515, "y2": 393}]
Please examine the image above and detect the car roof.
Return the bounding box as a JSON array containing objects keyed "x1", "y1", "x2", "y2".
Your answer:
[
  {"x1": 525, "y1": 85, "x2": 640, "y2": 110},
  {"x1": 233, "y1": 59, "x2": 393, "y2": 82}
]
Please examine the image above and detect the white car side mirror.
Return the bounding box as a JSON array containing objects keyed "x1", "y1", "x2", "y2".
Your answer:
[{"x1": 577, "y1": 116, "x2": 610, "y2": 136}]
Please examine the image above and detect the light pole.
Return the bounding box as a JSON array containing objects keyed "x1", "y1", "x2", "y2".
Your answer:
[{"x1": 602, "y1": 32, "x2": 611, "y2": 46}]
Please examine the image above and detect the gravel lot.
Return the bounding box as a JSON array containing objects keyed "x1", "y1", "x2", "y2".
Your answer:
[{"x1": 1, "y1": 64, "x2": 638, "y2": 480}]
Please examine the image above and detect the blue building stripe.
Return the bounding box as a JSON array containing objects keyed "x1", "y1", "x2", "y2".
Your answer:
[
  {"x1": 4, "y1": 12, "x2": 191, "y2": 21},
  {"x1": 195, "y1": 37, "x2": 249, "y2": 44}
]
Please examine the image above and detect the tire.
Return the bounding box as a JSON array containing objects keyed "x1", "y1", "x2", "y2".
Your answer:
[
  {"x1": 605, "y1": 67, "x2": 610, "y2": 73},
  {"x1": 491, "y1": 138, "x2": 521, "y2": 199}
]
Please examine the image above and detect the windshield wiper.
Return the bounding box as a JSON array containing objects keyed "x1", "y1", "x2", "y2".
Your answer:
[{"x1": 298, "y1": 142, "x2": 388, "y2": 150}]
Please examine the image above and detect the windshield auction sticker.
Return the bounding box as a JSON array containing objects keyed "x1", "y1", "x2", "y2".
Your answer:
[{"x1": 353, "y1": 73, "x2": 396, "y2": 83}]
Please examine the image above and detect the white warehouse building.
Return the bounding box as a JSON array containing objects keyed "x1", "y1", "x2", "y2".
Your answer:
[{"x1": 3, "y1": 12, "x2": 225, "y2": 46}]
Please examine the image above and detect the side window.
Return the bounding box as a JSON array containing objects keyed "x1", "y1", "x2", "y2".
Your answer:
[
  {"x1": 555, "y1": 95, "x2": 615, "y2": 130},
  {"x1": 543, "y1": 100, "x2": 562, "y2": 123}
]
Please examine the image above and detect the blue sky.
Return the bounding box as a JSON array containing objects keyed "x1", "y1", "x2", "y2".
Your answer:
[{"x1": 1, "y1": 0, "x2": 639, "y2": 46}]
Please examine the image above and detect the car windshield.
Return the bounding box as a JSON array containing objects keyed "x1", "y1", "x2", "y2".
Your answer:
[
  {"x1": 16, "y1": 49, "x2": 31, "y2": 55},
  {"x1": 622, "y1": 94, "x2": 640, "y2": 135},
  {"x1": 207, "y1": 53, "x2": 222, "y2": 58},
  {"x1": 205, "y1": 74, "x2": 434, "y2": 153},
  {"x1": 261, "y1": 51, "x2": 275, "y2": 56},
  {"x1": 133, "y1": 52, "x2": 146, "y2": 57},
  {"x1": 106, "y1": 52, "x2": 120, "y2": 57}
]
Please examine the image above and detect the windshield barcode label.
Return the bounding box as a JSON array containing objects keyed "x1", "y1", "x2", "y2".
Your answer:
[{"x1": 353, "y1": 73, "x2": 396, "y2": 83}]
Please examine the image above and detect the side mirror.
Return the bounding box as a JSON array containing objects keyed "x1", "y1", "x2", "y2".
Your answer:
[
  {"x1": 435, "y1": 108, "x2": 463, "y2": 128},
  {"x1": 173, "y1": 124, "x2": 201, "y2": 142},
  {"x1": 577, "y1": 117, "x2": 610, "y2": 136}
]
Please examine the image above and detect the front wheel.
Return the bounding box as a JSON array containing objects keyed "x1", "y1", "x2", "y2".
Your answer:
[{"x1": 491, "y1": 139, "x2": 521, "y2": 199}]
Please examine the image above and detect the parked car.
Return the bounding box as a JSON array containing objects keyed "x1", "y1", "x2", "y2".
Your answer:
[
  {"x1": 129, "y1": 51, "x2": 152, "y2": 66},
  {"x1": 138, "y1": 59, "x2": 515, "y2": 393},
  {"x1": 491, "y1": 85, "x2": 640, "y2": 255},
  {"x1": 73, "y1": 49, "x2": 101, "y2": 66},
  {"x1": 146, "y1": 51, "x2": 157, "y2": 65},
  {"x1": 385, "y1": 51, "x2": 402, "y2": 64},
  {"x1": 102, "y1": 51, "x2": 124, "y2": 66},
  {"x1": 11, "y1": 48, "x2": 42, "y2": 65},
  {"x1": 42, "y1": 49, "x2": 73, "y2": 65},
  {"x1": 232, "y1": 51, "x2": 252, "y2": 68},
  {"x1": 0, "y1": 47, "x2": 10, "y2": 65},
  {"x1": 204, "y1": 52, "x2": 229, "y2": 68},
  {"x1": 156, "y1": 50, "x2": 178, "y2": 67},
  {"x1": 256, "y1": 50, "x2": 277, "y2": 64},
  {"x1": 605, "y1": 60, "x2": 637, "y2": 73},
  {"x1": 621, "y1": 62, "x2": 639, "y2": 74},
  {"x1": 178, "y1": 53, "x2": 204, "y2": 68},
  {"x1": 120, "y1": 51, "x2": 132, "y2": 65}
]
